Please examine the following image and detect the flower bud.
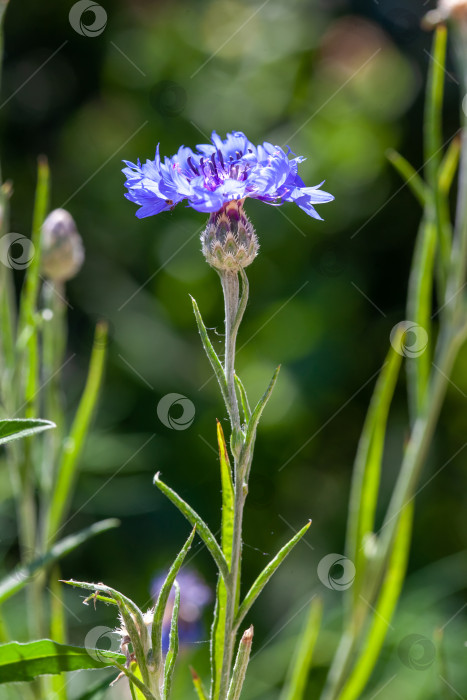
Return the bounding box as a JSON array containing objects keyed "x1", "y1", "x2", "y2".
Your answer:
[
  {"x1": 41, "y1": 208, "x2": 84, "y2": 282},
  {"x1": 201, "y1": 199, "x2": 258, "y2": 271}
]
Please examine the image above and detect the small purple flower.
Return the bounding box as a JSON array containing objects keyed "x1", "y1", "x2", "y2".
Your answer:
[{"x1": 122, "y1": 131, "x2": 334, "y2": 221}]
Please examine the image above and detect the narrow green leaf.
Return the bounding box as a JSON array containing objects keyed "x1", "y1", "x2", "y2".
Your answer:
[
  {"x1": 242, "y1": 366, "x2": 280, "y2": 468},
  {"x1": 217, "y1": 420, "x2": 234, "y2": 564},
  {"x1": 386, "y1": 149, "x2": 428, "y2": 207},
  {"x1": 234, "y1": 374, "x2": 251, "y2": 423},
  {"x1": 190, "y1": 667, "x2": 208, "y2": 700},
  {"x1": 424, "y1": 26, "x2": 450, "y2": 305},
  {"x1": 18, "y1": 157, "x2": 49, "y2": 340},
  {"x1": 235, "y1": 521, "x2": 311, "y2": 628},
  {"x1": 210, "y1": 583, "x2": 226, "y2": 700},
  {"x1": 280, "y1": 598, "x2": 322, "y2": 700},
  {"x1": 439, "y1": 134, "x2": 461, "y2": 194},
  {"x1": 0, "y1": 639, "x2": 124, "y2": 683},
  {"x1": 424, "y1": 25, "x2": 447, "y2": 184},
  {"x1": 226, "y1": 626, "x2": 254, "y2": 700},
  {"x1": 0, "y1": 418, "x2": 55, "y2": 447},
  {"x1": 46, "y1": 321, "x2": 108, "y2": 542},
  {"x1": 0, "y1": 518, "x2": 119, "y2": 604},
  {"x1": 338, "y1": 503, "x2": 414, "y2": 700},
  {"x1": 163, "y1": 581, "x2": 180, "y2": 699},
  {"x1": 0, "y1": 182, "x2": 15, "y2": 369},
  {"x1": 211, "y1": 421, "x2": 235, "y2": 700},
  {"x1": 406, "y1": 218, "x2": 436, "y2": 421},
  {"x1": 154, "y1": 473, "x2": 229, "y2": 581},
  {"x1": 345, "y1": 345, "x2": 403, "y2": 606},
  {"x1": 191, "y1": 296, "x2": 229, "y2": 408},
  {"x1": 152, "y1": 529, "x2": 195, "y2": 681}
]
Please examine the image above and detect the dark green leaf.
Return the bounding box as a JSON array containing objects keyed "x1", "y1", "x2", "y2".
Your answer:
[
  {"x1": 0, "y1": 639, "x2": 124, "y2": 683},
  {"x1": 0, "y1": 418, "x2": 55, "y2": 447}
]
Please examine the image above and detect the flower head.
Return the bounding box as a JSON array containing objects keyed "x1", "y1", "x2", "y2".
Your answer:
[{"x1": 122, "y1": 131, "x2": 334, "y2": 221}]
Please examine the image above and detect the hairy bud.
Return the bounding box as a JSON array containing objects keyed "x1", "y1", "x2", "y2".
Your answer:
[
  {"x1": 41, "y1": 208, "x2": 84, "y2": 282},
  {"x1": 201, "y1": 200, "x2": 258, "y2": 271}
]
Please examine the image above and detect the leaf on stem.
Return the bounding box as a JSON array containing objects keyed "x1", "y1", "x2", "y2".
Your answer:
[
  {"x1": 217, "y1": 420, "x2": 234, "y2": 563},
  {"x1": 226, "y1": 626, "x2": 254, "y2": 700},
  {"x1": 235, "y1": 521, "x2": 311, "y2": 628},
  {"x1": 163, "y1": 581, "x2": 180, "y2": 699},
  {"x1": 154, "y1": 473, "x2": 229, "y2": 581},
  {"x1": 0, "y1": 639, "x2": 124, "y2": 684},
  {"x1": 210, "y1": 422, "x2": 235, "y2": 699},
  {"x1": 191, "y1": 295, "x2": 229, "y2": 407},
  {"x1": 0, "y1": 418, "x2": 55, "y2": 447},
  {"x1": 280, "y1": 597, "x2": 322, "y2": 700},
  {"x1": 234, "y1": 374, "x2": 251, "y2": 423},
  {"x1": 152, "y1": 528, "x2": 195, "y2": 682},
  {"x1": 190, "y1": 667, "x2": 209, "y2": 700}
]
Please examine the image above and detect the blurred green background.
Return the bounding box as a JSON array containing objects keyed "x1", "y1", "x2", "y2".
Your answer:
[{"x1": 0, "y1": 0, "x2": 466, "y2": 698}]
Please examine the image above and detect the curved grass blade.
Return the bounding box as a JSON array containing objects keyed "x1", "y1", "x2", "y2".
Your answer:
[
  {"x1": 406, "y1": 219, "x2": 436, "y2": 421},
  {"x1": 0, "y1": 639, "x2": 124, "y2": 683},
  {"x1": 226, "y1": 626, "x2": 253, "y2": 700},
  {"x1": 46, "y1": 321, "x2": 108, "y2": 542},
  {"x1": 153, "y1": 473, "x2": 229, "y2": 581},
  {"x1": 152, "y1": 529, "x2": 195, "y2": 683},
  {"x1": 191, "y1": 296, "x2": 229, "y2": 408},
  {"x1": 280, "y1": 597, "x2": 322, "y2": 700},
  {"x1": 0, "y1": 518, "x2": 119, "y2": 604},
  {"x1": 386, "y1": 149, "x2": 428, "y2": 207},
  {"x1": 0, "y1": 418, "x2": 55, "y2": 447},
  {"x1": 338, "y1": 503, "x2": 414, "y2": 700},
  {"x1": 235, "y1": 521, "x2": 310, "y2": 629},
  {"x1": 17, "y1": 157, "x2": 49, "y2": 341},
  {"x1": 163, "y1": 581, "x2": 180, "y2": 699},
  {"x1": 344, "y1": 343, "x2": 402, "y2": 607},
  {"x1": 439, "y1": 134, "x2": 461, "y2": 194}
]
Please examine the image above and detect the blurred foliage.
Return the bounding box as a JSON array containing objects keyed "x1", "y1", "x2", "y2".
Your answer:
[{"x1": 0, "y1": 0, "x2": 466, "y2": 698}]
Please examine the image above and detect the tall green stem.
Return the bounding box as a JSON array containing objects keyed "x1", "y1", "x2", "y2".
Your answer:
[{"x1": 218, "y1": 269, "x2": 250, "y2": 700}]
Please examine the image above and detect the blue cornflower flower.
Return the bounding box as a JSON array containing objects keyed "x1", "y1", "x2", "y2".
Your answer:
[{"x1": 122, "y1": 130, "x2": 334, "y2": 220}]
